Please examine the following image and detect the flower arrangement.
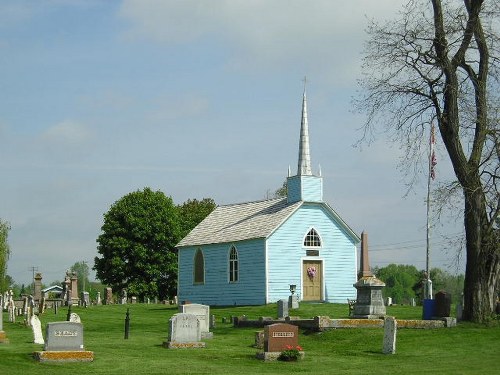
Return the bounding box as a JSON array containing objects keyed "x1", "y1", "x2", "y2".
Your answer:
[
  {"x1": 307, "y1": 266, "x2": 317, "y2": 279},
  {"x1": 278, "y1": 345, "x2": 303, "y2": 361}
]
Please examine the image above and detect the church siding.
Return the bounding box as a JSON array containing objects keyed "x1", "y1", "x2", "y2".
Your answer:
[
  {"x1": 177, "y1": 239, "x2": 267, "y2": 306},
  {"x1": 267, "y1": 204, "x2": 357, "y2": 303}
]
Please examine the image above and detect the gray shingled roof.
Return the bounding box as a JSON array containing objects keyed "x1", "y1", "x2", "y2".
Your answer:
[{"x1": 176, "y1": 198, "x2": 302, "y2": 247}]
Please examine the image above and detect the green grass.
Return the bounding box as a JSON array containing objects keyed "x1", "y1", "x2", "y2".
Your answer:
[{"x1": 1, "y1": 303, "x2": 498, "y2": 374}]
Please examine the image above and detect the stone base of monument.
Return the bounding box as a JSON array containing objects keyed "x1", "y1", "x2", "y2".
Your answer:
[
  {"x1": 163, "y1": 341, "x2": 206, "y2": 349},
  {"x1": 0, "y1": 331, "x2": 9, "y2": 344},
  {"x1": 33, "y1": 351, "x2": 94, "y2": 362},
  {"x1": 256, "y1": 351, "x2": 305, "y2": 361}
]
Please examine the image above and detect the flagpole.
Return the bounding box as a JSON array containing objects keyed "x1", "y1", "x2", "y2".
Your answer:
[{"x1": 424, "y1": 124, "x2": 435, "y2": 300}]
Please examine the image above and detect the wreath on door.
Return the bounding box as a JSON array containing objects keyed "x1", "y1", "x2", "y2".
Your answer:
[{"x1": 307, "y1": 266, "x2": 317, "y2": 280}]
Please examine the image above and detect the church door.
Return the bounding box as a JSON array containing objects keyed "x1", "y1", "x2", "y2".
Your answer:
[{"x1": 302, "y1": 260, "x2": 322, "y2": 301}]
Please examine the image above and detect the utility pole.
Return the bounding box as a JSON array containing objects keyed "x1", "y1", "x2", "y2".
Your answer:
[{"x1": 28, "y1": 266, "x2": 38, "y2": 295}]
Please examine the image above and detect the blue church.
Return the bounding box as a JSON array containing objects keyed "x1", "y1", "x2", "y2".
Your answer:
[{"x1": 176, "y1": 88, "x2": 360, "y2": 306}]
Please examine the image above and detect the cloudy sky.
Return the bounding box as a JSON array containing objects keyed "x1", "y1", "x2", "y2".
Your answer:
[{"x1": 1, "y1": 0, "x2": 465, "y2": 286}]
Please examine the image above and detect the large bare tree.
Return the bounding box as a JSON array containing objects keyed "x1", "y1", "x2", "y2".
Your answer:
[{"x1": 355, "y1": 0, "x2": 499, "y2": 322}]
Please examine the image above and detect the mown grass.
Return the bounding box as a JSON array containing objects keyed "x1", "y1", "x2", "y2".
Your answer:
[{"x1": 1, "y1": 303, "x2": 498, "y2": 374}]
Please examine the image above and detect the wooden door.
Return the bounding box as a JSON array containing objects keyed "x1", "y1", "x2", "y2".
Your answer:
[{"x1": 302, "y1": 260, "x2": 322, "y2": 301}]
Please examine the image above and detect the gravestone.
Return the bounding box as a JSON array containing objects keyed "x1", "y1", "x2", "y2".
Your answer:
[
  {"x1": 288, "y1": 294, "x2": 299, "y2": 309},
  {"x1": 265, "y1": 323, "x2": 298, "y2": 352},
  {"x1": 69, "y1": 313, "x2": 81, "y2": 323},
  {"x1": 81, "y1": 292, "x2": 90, "y2": 307},
  {"x1": 70, "y1": 273, "x2": 79, "y2": 305},
  {"x1": 120, "y1": 289, "x2": 127, "y2": 304},
  {"x1": 277, "y1": 299, "x2": 289, "y2": 319},
  {"x1": 0, "y1": 305, "x2": 8, "y2": 344},
  {"x1": 163, "y1": 313, "x2": 205, "y2": 349},
  {"x1": 131, "y1": 296, "x2": 137, "y2": 304},
  {"x1": 96, "y1": 291, "x2": 102, "y2": 305},
  {"x1": 33, "y1": 320, "x2": 94, "y2": 362},
  {"x1": 180, "y1": 303, "x2": 212, "y2": 339},
  {"x1": 434, "y1": 291, "x2": 451, "y2": 317},
  {"x1": 44, "y1": 321, "x2": 84, "y2": 351},
  {"x1": 105, "y1": 287, "x2": 113, "y2": 305},
  {"x1": 256, "y1": 323, "x2": 303, "y2": 361},
  {"x1": 31, "y1": 315, "x2": 45, "y2": 345},
  {"x1": 34, "y1": 273, "x2": 43, "y2": 302},
  {"x1": 353, "y1": 232, "x2": 386, "y2": 318},
  {"x1": 382, "y1": 316, "x2": 397, "y2": 354}
]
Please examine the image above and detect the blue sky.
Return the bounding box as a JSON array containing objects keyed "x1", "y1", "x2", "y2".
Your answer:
[{"x1": 1, "y1": 0, "x2": 464, "y2": 286}]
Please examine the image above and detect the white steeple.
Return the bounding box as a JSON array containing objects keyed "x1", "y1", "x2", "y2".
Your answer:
[
  {"x1": 287, "y1": 79, "x2": 323, "y2": 204},
  {"x1": 297, "y1": 79, "x2": 312, "y2": 176}
]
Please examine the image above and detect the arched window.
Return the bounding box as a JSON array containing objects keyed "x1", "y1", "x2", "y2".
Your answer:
[
  {"x1": 194, "y1": 248, "x2": 204, "y2": 284},
  {"x1": 229, "y1": 246, "x2": 239, "y2": 283},
  {"x1": 304, "y1": 228, "x2": 321, "y2": 247}
]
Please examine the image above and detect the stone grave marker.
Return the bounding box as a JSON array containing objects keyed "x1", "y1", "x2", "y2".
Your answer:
[
  {"x1": 81, "y1": 292, "x2": 90, "y2": 307},
  {"x1": 277, "y1": 299, "x2": 288, "y2": 319},
  {"x1": 163, "y1": 313, "x2": 205, "y2": 349},
  {"x1": 256, "y1": 323, "x2": 302, "y2": 361},
  {"x1": 434, "y1": 291, "x2": 451, "y2": 317},
  {"x1": 0, "y1": 303, "x2": 8, "y2": 344},
  {"x1": 34, "y1": 321, "x2": 93, "y2": 361},
  {"x1": 69, "y1": 313, "x2": 81, "y2": 323},
  {"x1": 31, "y1": 315, "x2": 45, "y2": 345},
  {"x1": 382, "y1": 316, "x2": 397, "y2": 354},
  {"x1": 105, "y1": 287, "x2": 113, "y2": 305},
  {"x1": 96, "y1": 291, "x2": 102, "y2": 305},
  {"x1": 44, "y1": 321, "x2": 84, "y2": 351},
  {"x1": 181, "y1": 303, "x2": 212, "y2": 338}
]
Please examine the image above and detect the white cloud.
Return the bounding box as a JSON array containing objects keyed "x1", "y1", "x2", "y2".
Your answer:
[
  {"x1": 41, "y1": 120, "x2": 92, "y2": 145},
  {"x1": 118, "y1": 0, "x2": 403, "y2": 84}
]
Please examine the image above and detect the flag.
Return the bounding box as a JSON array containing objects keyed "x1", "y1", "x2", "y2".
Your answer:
[{"x1": 430, "y1": 124, "x2": 437, "y2": 180}]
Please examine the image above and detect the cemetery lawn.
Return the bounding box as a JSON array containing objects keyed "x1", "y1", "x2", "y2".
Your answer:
[{"x1": 1, "y1": 303, "x2": 498, "y2": 374}]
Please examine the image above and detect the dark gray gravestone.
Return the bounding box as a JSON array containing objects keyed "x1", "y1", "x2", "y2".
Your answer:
[
  {"x1": 434, "y1": 291, "x2": 451, "y2": 317},
  {"x1": 277, "y1": 300, "x2": 288, "y2": 319},
  {"x1": 44, "y1": 322, "x2": 84, "y2": 351}
]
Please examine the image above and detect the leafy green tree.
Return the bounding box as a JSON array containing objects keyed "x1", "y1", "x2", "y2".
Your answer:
[
  {"x1": 375, "y1": 264, "x2": 421, "y2": 304},
  {"x1": 94, "y1": 188, "x2": 181, "y2": 300},
  {"x1": 177, "y1": 198, "x2": 216, "y2": 238},
  {"x1": 274, "y1": 180, "x2": 287, "y2": 198},
  {"x1": 355, "y1": 0, "x2": 499, "y2": 322},
  {"x1": 0, "y1": 219, "x2": 11, "y2": 292}
]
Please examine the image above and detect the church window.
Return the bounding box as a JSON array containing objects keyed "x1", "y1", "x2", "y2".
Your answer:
[
  {"x1": 194, "y1": 248, "x2": 205, "y2": 284},
  {"x1": 304, "y1": 228, "x2": 321, "y2": 247},
  {"x1": 229, "y1": 246, "x2": 239, "y2": 283}
]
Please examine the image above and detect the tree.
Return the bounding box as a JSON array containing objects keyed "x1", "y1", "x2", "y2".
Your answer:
[
  {"x1": 355, "y1": 0, "x2": 500, "y2": 322},
  {"x1": 0, "y1": 219, "x2": 11, "y2": 292},
  {"x1": 177, "y1": 198, "x2": 216, "y2": 238},
  {"x1": 374, "y1": 264, "x2": 421, "y2": 304},
  {"x1": 70, "y1": 261, "x2": 90, "y2": 293},
  {"x1": 94, "y1": 188, "x2": 181, "y2": 300}
]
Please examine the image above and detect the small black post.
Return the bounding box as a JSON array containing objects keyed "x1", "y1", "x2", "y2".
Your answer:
[
  {"x1": 124, "y1": 308, "x2": 130, "y2": 339},
  {"x1": 54, "y1": 301, "x2": 58, "y2": 315},
  {"x1": 66, "y1": 304, "x2": 72, "y2": 321}
]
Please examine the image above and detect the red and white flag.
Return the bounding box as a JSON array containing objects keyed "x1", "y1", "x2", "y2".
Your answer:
[{"x1": 430, "y1": 124, "x2": 437, "y2": 180}]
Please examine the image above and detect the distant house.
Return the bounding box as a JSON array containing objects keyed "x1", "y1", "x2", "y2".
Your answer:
[{"x1": 176, "y1": 88, "x2": 360, "y2": 306}]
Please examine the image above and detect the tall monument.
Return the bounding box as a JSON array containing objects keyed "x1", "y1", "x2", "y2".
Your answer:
[{"x1": 353, "y1": 232, "x2": 386, "y2": 318}]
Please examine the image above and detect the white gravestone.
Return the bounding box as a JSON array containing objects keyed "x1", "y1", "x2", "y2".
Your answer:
[
  {"x1": 180, "y1": 304, "x2": 212, "y2": 339},
  {"x1": 382, "y1": 316, "x2": 397, "y2": 354},
  {"x1": 31, "y1": 315, "x2": 45, "y2": 345},
  {"x1": 69, "y1": 313, "x2": 81, "y2": 323},
  {"x1": 164, "y1": 313, "x2": 205, "y2": 349}
]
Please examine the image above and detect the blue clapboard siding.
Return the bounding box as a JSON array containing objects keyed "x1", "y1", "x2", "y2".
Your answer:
[
  {"x1": 267, "y1": 203, "x2": 357, "y2": 303},
  {"x1": 287, "y1": 175, "x2": 323, "y2": 203},
  {"x1": 177, "y1": 238, "x2": 267, "y2": 306}
]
